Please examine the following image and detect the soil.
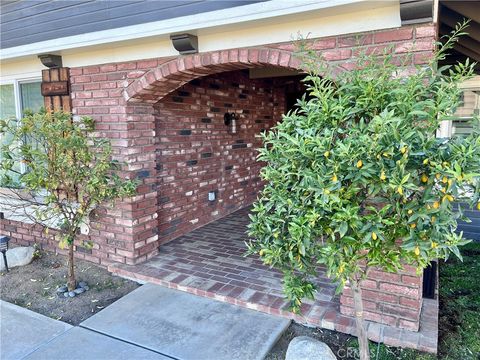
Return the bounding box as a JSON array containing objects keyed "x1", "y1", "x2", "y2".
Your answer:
[
  {"x1": 0, "y1": 247, "x2": 139, "y2": 325},
  {"x1": 265, "y1": 323, "x2": 358, "y2": 360}
]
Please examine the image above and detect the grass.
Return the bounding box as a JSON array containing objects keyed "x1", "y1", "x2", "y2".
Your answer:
[{"x1": 437, "y1": 241, "x2": 480, "y2": 359}]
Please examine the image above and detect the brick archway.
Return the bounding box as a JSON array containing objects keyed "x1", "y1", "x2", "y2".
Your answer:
[{"x1": 124, "y1": 47, "x2": 301, "y2": 103}]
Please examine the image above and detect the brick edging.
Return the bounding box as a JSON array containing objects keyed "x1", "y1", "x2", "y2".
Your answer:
[{"x1": 109, "y1": 263, "x2": 438, "y2": 353}]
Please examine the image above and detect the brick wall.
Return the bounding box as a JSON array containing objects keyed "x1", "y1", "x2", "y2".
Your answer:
[
  {"x1": 0, "y1": 218, "x2": 100, "y2": 264},
  {"x1": 340, "y1": 266, "x2": 423, "y2": 331},
  {"x1": 154, "y1": 71, "x2": 284, "y2": 242}
]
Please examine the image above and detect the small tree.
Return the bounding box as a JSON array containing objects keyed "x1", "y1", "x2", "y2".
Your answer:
[
  {"x1": 247, "y1": 23, "x2": 479, "y2": 359},
  {"x1": 0, "y1": 110, "x2": 136, "y2": 291}
]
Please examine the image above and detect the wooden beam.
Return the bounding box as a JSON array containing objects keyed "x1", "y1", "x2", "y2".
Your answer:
[
  {"x1": 441, "y1": 6, "x2": 480, "y2": 43},
  {"x1": 440, "y1": 24, "x2": 480, "y2": 62},
  {"x1": 442, "y1": 1, "x2": 480, "y2": 24},
  {"x1": 453, "y1": 43, "x2": 480, "y2": 63}
]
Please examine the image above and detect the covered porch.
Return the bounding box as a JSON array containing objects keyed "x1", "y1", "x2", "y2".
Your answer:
[
  {"x1": 109, "y1": 206, "x2": 437, "y2": 352},
  {"x1": 110, "y1": 206, "x2": 341, "y2": 328}
]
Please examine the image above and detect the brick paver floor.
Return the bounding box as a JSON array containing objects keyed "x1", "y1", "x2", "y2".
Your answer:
[{"x1": 110, "y1": 206, "x2": 438, "y2": 353}]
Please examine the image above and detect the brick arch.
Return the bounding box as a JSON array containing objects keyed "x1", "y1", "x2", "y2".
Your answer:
[{"x1": 124, "y1": 47, "x2": 301, "y2": 103}]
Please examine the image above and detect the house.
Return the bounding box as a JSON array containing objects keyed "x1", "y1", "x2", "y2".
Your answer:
[{"x1": 1, "y1": 0, "x2": 478, "y2": 353}]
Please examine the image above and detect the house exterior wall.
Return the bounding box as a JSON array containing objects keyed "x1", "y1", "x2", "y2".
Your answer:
[{"x1": 1, "y1": 23, "x2": 436, "y2": 332}]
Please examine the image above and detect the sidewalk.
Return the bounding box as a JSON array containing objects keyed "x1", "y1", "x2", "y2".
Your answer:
[
  {"x1": 0, "y1": 284, "x2": 289, "y2": 360},
  {"x1": 0, "y1": 300, "x2": 166, "y2": 360}
]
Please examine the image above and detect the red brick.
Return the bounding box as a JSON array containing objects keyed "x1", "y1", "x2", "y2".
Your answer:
[
  {"x1": 369, "y1": 269, "x2": 401, "y2": 283},
  {"x1": 374, "y1": 27, "x2": 413, "y2": 43},
  {"x1": 322, "y1": 48, "x2": 352, "y2": 61},
  {"x1": 415, "y1": 25, "x2": 436, "y2": 39},
  {"x1": 379, "y1": 283, "x2": 420, "y2": 298},
  {"x1": 395, "y1": 39, "x2": 434, "y2": 54},
  {"x1": 338, "y1": 34, "x2": 372, "y2": 47},
  {"x1": 399, "y1": 318, "x2": 420, "y2": 331}
]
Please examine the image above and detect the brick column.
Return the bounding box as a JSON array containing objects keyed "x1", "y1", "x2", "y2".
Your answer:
[{"x1": 340, "y1": 265, "x2": 423, "y2": 331}]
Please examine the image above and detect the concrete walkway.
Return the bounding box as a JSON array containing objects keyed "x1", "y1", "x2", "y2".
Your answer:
[
  {"x1": 81, "y1": 283, "x2": 290, "y2": 360},
  {"x1": 1, "y1": 284, "x2": 289, "y2": 360},
  {"x1": 0, "y1": 300, "x2": 165, "y2": 360}
]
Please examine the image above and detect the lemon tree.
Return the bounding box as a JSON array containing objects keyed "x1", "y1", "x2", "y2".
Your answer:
[
  {"x1": 1, "y1": 110, "x2": 136, "y2": 291},
  {"x1": 247, "y1": 23, "x2": 479, "y2": 360}
]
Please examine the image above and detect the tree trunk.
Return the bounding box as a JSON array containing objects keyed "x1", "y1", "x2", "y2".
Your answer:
[
  {"x1": 351, "y1": 278, "x2": 370, "y2": 360},
  {"x1": 67, "y1": 242, "x2": 76, "y2": 291}
]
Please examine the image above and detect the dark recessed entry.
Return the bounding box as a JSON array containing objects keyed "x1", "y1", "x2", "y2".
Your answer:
[{"x1": 423, "y1": 261, "x2": 437, "y2": 299}]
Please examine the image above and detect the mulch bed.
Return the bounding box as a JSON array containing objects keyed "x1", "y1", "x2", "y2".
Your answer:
[{"x1": 0, "y1": 247, "x2": 139, "y2": 325}]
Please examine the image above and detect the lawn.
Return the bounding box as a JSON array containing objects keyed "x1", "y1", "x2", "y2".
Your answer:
[{"x1": 437, "y1": 241, "x2": 480, "y2": 359}]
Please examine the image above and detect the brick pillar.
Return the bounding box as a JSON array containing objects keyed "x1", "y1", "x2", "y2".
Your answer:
[
  {"x1": 340, "y1": 266, "x2": 423, "y2": 331},
  {"x1": 41, "y1": 67, "x2": 72, "y2": 112}
]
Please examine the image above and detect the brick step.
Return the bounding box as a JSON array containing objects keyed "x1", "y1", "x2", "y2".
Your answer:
[{"x1": 108, "y1": 262, "x2": 437, "y2": 353}]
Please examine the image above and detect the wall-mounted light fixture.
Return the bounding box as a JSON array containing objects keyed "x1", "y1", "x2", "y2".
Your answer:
[
  {"x1": 38, "y1": 54, "x2": 63, "y2": 68},
  {"x1": 224, "y1": 112, "x2": 240, "y2": 134},
  {"x1": 170, "y1": 33, "x2": 198, "y2": 54}
]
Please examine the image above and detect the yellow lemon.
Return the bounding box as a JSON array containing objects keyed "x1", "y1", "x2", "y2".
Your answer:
[
  {"x1": 431, "y1": 242, "x2": 438, "y2": 249},
  {"x1": 410, "y1": 223, "x2": 417, "y2": 229},
  {"x1": 414, "y1": 246, "x2": 420, "y2": 256},
  {"x1": 332, "y1": 174, "x2": 338, "y2": 182},
  {"x1": 433, "y1": 201, "x2": 440, "y2": 209},
  {"x1": 408, "y1": 209, "x2": 413, "y2": 215},
  {"x1": 421, "y1": 174, "x2": 428, "y2": 183},
  {"x1": 372, "y1": 232, "x2": 378, "y2": 240},
  {"x1": 380, "y1": 171, "x2": 386, "y2": 181},
  {"x1": 357, "y1": 160, "x2": 363, "y2": 168},
  {"x1": 324, "y1": 151, "x2": 330, "y2": 158},
  {"x1": 423, "y1": 159, "x2": 429, "y2": 165},
  {"x1": 446, "y1": 194, "x2": 454, "y2": 202},
  {"x1": 442, "y1": 176, "x2": 448, "y2": 184},
  {"x1": 400, "y1": 146, "x2": 407, "y2": 154},
  {"x1": 339, "y1": 263, "x2": 345, "y2": 274},
  {"x1": 477, "y1": 202, "x2": 480, "y2": 211},
  {"x1": 259, "y1": 249, "x2": 265, "y2": 256},
  {"x1": 397, "y1": 186, "x2": 403, "y2": 195}
]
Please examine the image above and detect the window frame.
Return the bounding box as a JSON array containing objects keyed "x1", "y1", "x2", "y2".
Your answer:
[
  {"x1": 438, "y1": 78, "x2": 480, "y2": 138},
  {"x1": 0, "y1": 76, "x2": 42, "y2": 175}
]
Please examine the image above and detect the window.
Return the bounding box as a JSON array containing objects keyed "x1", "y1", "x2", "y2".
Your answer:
[
  {"x1": 0, "y1": 79, "x2": 43, "y2": 186},
  {"x1": 450, "y1": 88, "x2": 479, "y2": 138}
]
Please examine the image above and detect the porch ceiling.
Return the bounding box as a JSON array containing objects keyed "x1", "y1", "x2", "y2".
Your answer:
[{"x1": 439, "y1": 1, "x2": 480, "y2": 73}]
